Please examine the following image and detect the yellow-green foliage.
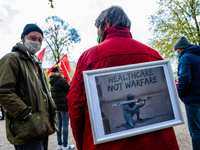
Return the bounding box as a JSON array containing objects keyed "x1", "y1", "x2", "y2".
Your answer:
[
  {"x1": 44, "y1": 69, "x2": 51, "y2": 89},
  {"x1": 149, "y1": 0, "x2": 200, "y2": 61}
]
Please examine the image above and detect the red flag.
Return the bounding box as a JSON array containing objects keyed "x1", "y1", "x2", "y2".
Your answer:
[
  {"x1": 47, "y1": 54, "x2": 71, "y2": 77},
  {"x1": 59, "y1": 54, "x2": 71, "y2": 73},
  {"x1": 60, "y1": 60, "x2": 71, "y2": 82},
  {"x1": 47, "y1": 63, "x2": 58, "y2": 76},
  {"x1": 37, "y1": 48, "x2": 46, "y2": 63}
]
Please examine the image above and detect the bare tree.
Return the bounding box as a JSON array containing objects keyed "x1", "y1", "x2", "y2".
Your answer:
[{"x1": 43, "y1": 16, "x2": 81, "y2": 64}]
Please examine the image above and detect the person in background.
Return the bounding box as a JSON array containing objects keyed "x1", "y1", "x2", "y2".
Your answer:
[
  {"x1": 174, "y1": 36, "x2": 200, "y2": 150},
  {"x1": 49, "y1": 66, "x2": 75, "y2": 150},
  {"x1": 0, "y1": 23, "x2": 58, "y2": 150},
  {"x1": 67, "y1": 6, "x2": 179, "y2": 150}
]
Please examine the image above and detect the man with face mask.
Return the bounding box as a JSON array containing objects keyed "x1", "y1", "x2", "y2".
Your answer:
[
  {"x1": 67, "y1": 6, "x2": 179, "y2": 150},
  {"x1": 0, "y1": 24, "x2": 58, "y2": 150},
  {"x1": 174, "y1": 36, "x2": 200, "y2": 150}
]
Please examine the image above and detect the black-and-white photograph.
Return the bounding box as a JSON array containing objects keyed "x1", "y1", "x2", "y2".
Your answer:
[{"x1": 95, "y1": 66, "x2": 174, "y2": 134}]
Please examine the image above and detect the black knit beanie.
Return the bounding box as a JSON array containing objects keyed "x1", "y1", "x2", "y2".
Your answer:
[
  {"x1": 21, "y1": 23, "x2": 43, "y2": 39},
  {"x1": 174, "y1": 36, "x2": 190, "y2": 50},
  {"x1": 51, "y1": 66, "x2": 59, "y2": 72}
]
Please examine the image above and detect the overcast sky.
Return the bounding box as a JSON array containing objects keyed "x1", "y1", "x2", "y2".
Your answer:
[{"x1": 0, "y1": 0, "x2": 158, "y2": 67}]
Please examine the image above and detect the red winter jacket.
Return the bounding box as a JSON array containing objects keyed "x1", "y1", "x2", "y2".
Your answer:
[{"x1": 67, "y1": 27, "x2": 179, "y2": 150}]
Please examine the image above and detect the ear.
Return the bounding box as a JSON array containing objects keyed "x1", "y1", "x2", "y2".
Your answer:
[
  {"x1": 105, "y1": 22, "x2": 110, "y2": 30},
  {"x1": 21, "y1": 37, "x2": 25, "y2": 44}
]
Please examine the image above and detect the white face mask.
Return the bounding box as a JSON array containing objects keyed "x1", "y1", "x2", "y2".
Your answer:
[{"x1": 24, "y1": 38, "x2": 42, "y2": 54}]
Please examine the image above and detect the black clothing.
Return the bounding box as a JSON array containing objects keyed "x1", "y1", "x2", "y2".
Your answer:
[
  {"x1": 49, "y1": 73, "x2": 70, "y2": 111},
  {"x1": 177, "y1": 45, "x2": 200, "y2": 102}
]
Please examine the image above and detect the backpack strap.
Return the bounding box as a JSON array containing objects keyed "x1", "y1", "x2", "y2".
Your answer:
[
  {"x1": 145, "y1": 45, "x2": 152, "y2": 61},
  {"x1": 97, "y1": 46, "x2": 104, "y2": 68}
]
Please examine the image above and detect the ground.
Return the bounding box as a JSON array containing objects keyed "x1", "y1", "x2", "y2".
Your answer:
[{"x1": 0, "y1": 101, "x2": 192, "y2": 150}]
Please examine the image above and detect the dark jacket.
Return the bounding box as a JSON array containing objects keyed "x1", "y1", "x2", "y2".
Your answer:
[
  {"x1": 177, "y1": 45, "x2": 200, "y2": 103},
  {"x1": 49, "y1": 72, "x2": 70, "y2": 111},
  {"x1": 0, "y1": 43, "x2": 58, "y2": 145},
  {"x1": 67, "y1": 26, "x2": 179, "y2": 150}
]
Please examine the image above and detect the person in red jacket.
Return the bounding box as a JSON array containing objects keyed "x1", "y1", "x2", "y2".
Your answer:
[{"x1": 67, "y1": 6, "x2": 179, "y2": 150}]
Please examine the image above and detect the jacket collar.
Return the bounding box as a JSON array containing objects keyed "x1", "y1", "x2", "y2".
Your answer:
[
  {"x1": 49, "y1": 72, "x2": 64, "y2": 78},
  {"x1": 101, "y1": 26, "x2": 132, "y2": 42},
  {"x1": 181, "y1": 45, "x2": 200, "y2": 57}
]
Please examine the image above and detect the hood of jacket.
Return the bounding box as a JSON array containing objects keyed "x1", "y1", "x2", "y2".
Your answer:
[
  {"x1": 81, "y1": 26, "x2": 162, "y2": 69},
  {"x1": 180, "y1": 45, "x2": 200, "y2": 58},
  {"x1": 11, "y1": 42, "x2": 41, "y2": 63},
  {"x1": 12, "y1": 42, "x2": 27, "y2": 54},
  {"x1": 49, "y1": 72, "x2": 63, "y2": 85},
  {"x1": 101, "y1": 26, "x2": 132, "y2": 42}
]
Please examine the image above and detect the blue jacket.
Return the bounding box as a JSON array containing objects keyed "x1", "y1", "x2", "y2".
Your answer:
[{"x1": 177, "y1": 45, "x2": 200, "y2": 103}]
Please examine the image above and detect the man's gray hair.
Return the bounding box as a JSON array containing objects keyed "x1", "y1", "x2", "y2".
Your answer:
[{"x1": 95, "y1": 6, "x2": 131, "y2": 32}]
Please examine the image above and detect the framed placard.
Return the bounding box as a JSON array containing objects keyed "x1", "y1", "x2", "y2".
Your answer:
[{"x1": 83, "y1": 59, "x2": 184, "y2": 145}]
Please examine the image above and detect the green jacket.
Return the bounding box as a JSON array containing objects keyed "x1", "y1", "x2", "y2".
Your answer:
[{"x1": 0, "y1": 43, "x2": 58, "y2": 145}]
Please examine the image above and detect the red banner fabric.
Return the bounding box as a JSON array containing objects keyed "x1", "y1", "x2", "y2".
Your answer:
[
  {"x1": 47, "y1": 54, "x2": 71, "y2": 82},
  {"x1": 37, "y1": 48, "x2": 46, "y2": 63},
  {"x1": 47, "y1": 63, "x2": 58, "y2": 76},
  {"x1": 59, "y1": 54, "x2": 71, "y2": 73},
  {"x1": 60, "y1": 60, "x2": 71, "y2": 82}
]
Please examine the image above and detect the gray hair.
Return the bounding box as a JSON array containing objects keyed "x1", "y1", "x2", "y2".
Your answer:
[{"x1": 95, "y1": 6, "x2": 131, "y2": 32}]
